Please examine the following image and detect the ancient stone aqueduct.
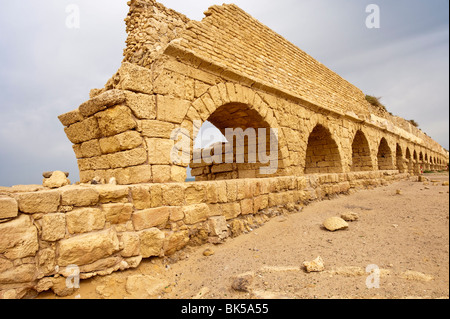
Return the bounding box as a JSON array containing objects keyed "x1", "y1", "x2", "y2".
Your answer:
[{"x1": 0, "y1": 0, "x2": 448, "y2": 298}]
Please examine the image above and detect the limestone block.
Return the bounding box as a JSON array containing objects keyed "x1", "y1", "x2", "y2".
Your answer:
[
  {"x1": 161, "y1": 184, "x2": 185, "y2": 206},
  {"x1": 119, "y1": 232, "x2": 140, "y2": 258},
  {"x1": 66, "y1": 208, "x2": 105, "y2": 234},
  {"x1": 140, "y1": 120, "x2": 175, "y2": 138},
  {"x1": 57, "y1": 228, "x2": 120, "y2": 267},
  {"x1": 253, "y1": 194, "x2": 269, "y2": 213},
  {"x1": 303, "y1": 256, "x2": 325, "y2": 273},
  {"x1": 323, "y1": 217, "x2": 349, "y2": 232},
  {"x1": 164, "y1": 230, "x2": 189, "y2": 256},
  {"x1": 37, "y1": 247, "x2": 56, "y2": 277},
  {"x1": 183, "y1": 203, "x2": 209, "y2": 225},
  {"x1": 0, "y1": 196, "x2": 18, "y2": 219},
  {"x1": 154, "y1": 69, "x2": 194, "y2": 100},
  {"x1": 208, "y1": 216, "x2": 228, "y2": 239},
  {"x1": 40, "y1": 213, "x2": 66, "y2": 242},
  {"x1": 185, "y1": 183, "x2": 206, "y2": 205},
  {"x1": 149, "y1": 184, "x2": 163, "y2": 208},
  {"x1": 43, "y1": 171, "x2": 71, "y2": 189},
  {"x1": 58, "y1": 109, "x2": 84, "y2": 127},
  {"x1": 130, "y1": 185, "x2": 151, "y2": 210},
  {"x1": 139, "y1": 228, "x2": 165, "y2": 258},
  {"x1": 0, "y1": 264, "x2": 37, "y2": 285},
  {"x1": 125, "y1": 91, "x2": 156, "y2": 119},
  {"x1": 117, "y1": 62, "x2": 153, "y2": 95},
  {"x1": 171, "y1": 165, "x2": 187, "y2": 183},
  {"x1": 79, "y1": 139, "x2": 102, "y2": 158},
  {"x1": 221, "y1": 202, "x2": 241, "y2": 220},
  {"x1": 240, "y1": 198, "x2": 254, "y2": 215},
  {"x1": 152, "y1": 165, "x2": 172, "y2": 183},
  {"x1": 115, "y1": 165, "x2": 152, "y2": 185},
  {"x1": 99, "y1": 131, "x2": 143, "y2": 155},
  {"x1": 132, "y1": 207, "x2": 174, "y2": 231},
  {"x1": 106, "y1": 148, "x2": 148, "y2": 169},
  {"x1": 64, "y1": 117, "x2": 101, "y2": 144},
  {"x1": 0, "y1": 214, "x2": 39, "y2": 259},
  {"x1": 16, "y1": 190, "x2": 60, "y2": 214},
  {"x1": 60, "y1": 186, "x2": 99, "y2": 207},
  {"x1": 96, "y1": 185, "x2": 129, "y2": 203},
  {"x1": 103, "y1": 203, "x2": 134, "y2": 224},
  {"x1": 125, "y1": 274, "x2": 169, "y2": 298},
  {"x1": 156, "y1": 95, "x2": 191, "y2": 124},
  {"x1": 146, "y1": 138, "x2": 175, "y2": 165},
  {"x1": 96, "y1": 105, "x2": 137, "y2": 137},
  {"x1": 225, "y1": 180, "x2": 237, "y2": 202},
  {"x1": 79, "y1": 89, "x2": 127, "y2": 117}
]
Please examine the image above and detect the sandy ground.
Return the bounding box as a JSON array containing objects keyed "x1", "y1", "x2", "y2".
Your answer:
[{"x1": 38, "y1": 173, "x2": 449, "y2": 300}]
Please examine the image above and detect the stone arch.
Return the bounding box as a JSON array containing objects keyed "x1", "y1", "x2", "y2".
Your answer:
[
  {"x1": 396, "y1": 143, "x2": 404, "y2": 172},
  {"x1": 184, "y1": 83, "x2": 288, "y2": 180},
  {"x1": 405, "y1": 147, "x2": 413, "y2": 173},
  {"x1": 351, "y1": 130, "x2": 373, "y2": 172},
  {"x1": 377, "y1": 138, "x2": 394, "y2": 170},
  {"x1": 304, "y1": 124, "x2": 343, "y2": 174}
]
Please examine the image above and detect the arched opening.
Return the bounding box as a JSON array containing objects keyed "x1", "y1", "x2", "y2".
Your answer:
[
  {"x1": 351, "y1": 130, "x2": 373, "y2": 172},
  {"x1": 305, "y1": 124, "x2": 343, "y2": 174},
  {"x1": 405, "y1": 147, "x2": 413, "y2": 173},
  {"x1": 377, "y1": 138, "x2": 394, "y2": 170},
  {"x1": 190, "y1": 102, "x2": 282, "y2": 181},
  {"x1": 396, "y1": 144, "x2": 404, "y2": 172}
]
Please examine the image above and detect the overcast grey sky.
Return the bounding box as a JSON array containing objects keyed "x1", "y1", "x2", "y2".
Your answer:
[{"x1": 0, "y1": 0, "x2": 448, "y2": 186}]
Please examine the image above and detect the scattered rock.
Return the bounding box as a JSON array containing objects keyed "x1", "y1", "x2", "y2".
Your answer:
[
  {"x1": 323, "y1": 217, "x2": 349, "y2": 231},
  {"x1": 203, "y1": 248, "x2": 215, "y2": 257},
  {"x1": 231, "y1": 273, "x2": 254, "y2": 292},
  {"x1": 43, "y1": 171, "x2": 69, "y2": 179},
  {"x1": 125, "y1": 274, "x2": 168, "y2": 298},
  {"x1": 340, "y1": 212, "x2": 359, "y2": 222},
  {"x1": 43, "y1": 171, "x2": 71, "y2": 189},
  {"x1": 303, "y1": 256, "x2": 325, "y2": 273}
]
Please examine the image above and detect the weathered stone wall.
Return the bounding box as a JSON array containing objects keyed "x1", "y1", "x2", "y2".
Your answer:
[{"x1": 0, "y1": 171, "x2": 405, "y2": 298}]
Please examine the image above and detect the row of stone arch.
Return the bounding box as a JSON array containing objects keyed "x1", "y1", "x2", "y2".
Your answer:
[
  {"x1": 305, "y1": 125, "x2": 447, "y2": 175},
  {"x1": 187, "y1": 83, "x2": 447, "y2": 180}
]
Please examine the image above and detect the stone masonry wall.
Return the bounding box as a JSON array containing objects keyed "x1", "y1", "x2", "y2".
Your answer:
[{"x1": 0, "y1": 171, "x2": 405, "y2": 298}]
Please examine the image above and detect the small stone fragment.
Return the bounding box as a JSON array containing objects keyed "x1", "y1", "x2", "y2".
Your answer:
[
  {"x1": 43, "y1": 171, "x2": 71, "y2": 189},
  {"x1": 231, "y1": 273, "x2": 254, "y2": 292},
  {"x1": 203, "y1": 248, "x2": 215, "y2": 257},
  {"x1": 340, "y1": 212, "x2": 359, "y2": 222},
  {"x1": 323, "y1": 217, "x2": 349, "y2": 231},
  {"x1": 303, "y1": 256, "x2": 325, "y2": 273}
]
